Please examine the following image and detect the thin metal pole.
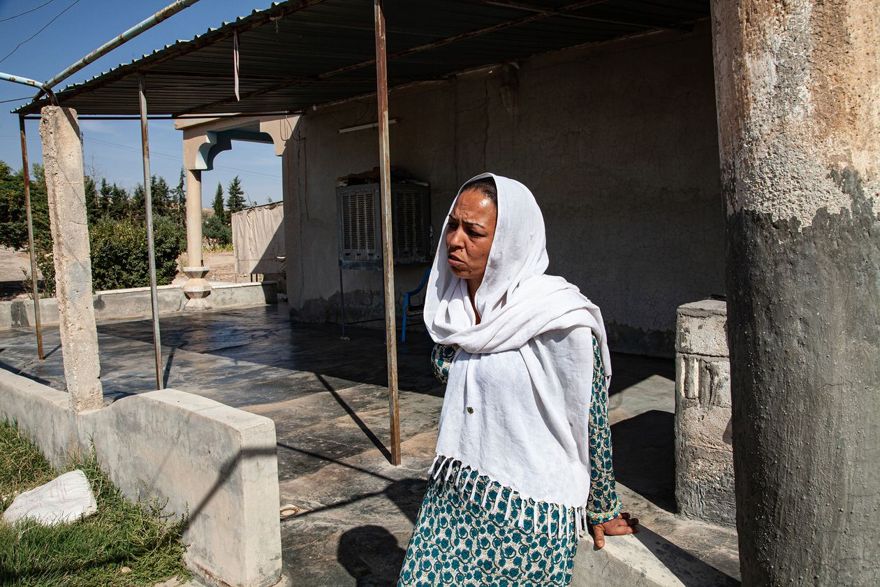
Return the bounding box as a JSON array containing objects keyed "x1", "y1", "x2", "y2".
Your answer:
[
  {"x1": 18, "y1": 115, "x2": 43, "y2": 360},
  {"x1": 0, "y1": 71, "x2": 48, "y2": 90},
  {"x1": 339, "y1": 263, "x2": 347, "y2": 339},
  {"x1": 37, "y1": 0, "x2": 200, "y2": 98},
  {"x1": 374, "y1": 0, "x2": 401, "y2": 466},
  {"x1": 138, "y1": 76, "x2": 164, "y2": 390}
]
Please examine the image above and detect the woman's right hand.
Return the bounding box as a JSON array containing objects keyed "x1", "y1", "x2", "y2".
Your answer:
[{"x1": 591, "y1": 512, "x2": 639, "y2": 550}]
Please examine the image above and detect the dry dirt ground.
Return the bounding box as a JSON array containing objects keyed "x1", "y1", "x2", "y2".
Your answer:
[
  {"x1": 0, "y1": 247, "x2": 33, "y2": 299},
  {"x1": 0, "y1": 247, "x2": 31, "y2": 282},
  {"x1": 175, "y1": 250, "x2": 251, "y2": 284}
]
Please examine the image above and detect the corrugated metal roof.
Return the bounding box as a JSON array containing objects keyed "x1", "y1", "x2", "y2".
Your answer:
[{"x1": 14, "y1": 0, "x2": 709, "y2": 116}]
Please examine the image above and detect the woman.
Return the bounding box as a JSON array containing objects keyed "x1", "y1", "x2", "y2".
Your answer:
[{"x1": 398, "y1": 174, "x2": 637, "y2": 586}]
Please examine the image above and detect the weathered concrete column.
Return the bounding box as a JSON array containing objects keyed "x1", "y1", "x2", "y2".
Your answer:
[
  {"x1": 183, "y1": 167, "x2": 211, "y2": 310},
  {"x1": 710, "y1": 1, "x2": 879, "y2": 584},
  {"x1": 39, "y1": 106, "x2": 103, "y2": 412}
]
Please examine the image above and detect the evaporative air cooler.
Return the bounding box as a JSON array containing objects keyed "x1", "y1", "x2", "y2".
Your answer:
[
  {"x1": 336, "y1": 182, "x2": 432, "y2": 269},
  {"x1": 335, "y1": 181, "x2": 432, "y2": 333}
]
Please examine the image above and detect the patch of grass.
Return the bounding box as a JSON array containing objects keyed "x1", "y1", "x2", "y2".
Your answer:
[
  {"x1": 0, "y1": 423, "x2": 55, "y2": 512},
  {"x1": 0, "y1": 421, "x2": 190, "y2": 586}
]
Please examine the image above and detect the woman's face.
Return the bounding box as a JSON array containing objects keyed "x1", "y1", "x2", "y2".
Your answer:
[{"x1": 445, "y1": 188, "x2": 498, "y2": 284}]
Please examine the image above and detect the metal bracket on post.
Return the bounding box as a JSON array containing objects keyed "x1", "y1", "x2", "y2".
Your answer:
[{"x1": 374, "y1": 0, "x2": 401, "y2": 466}]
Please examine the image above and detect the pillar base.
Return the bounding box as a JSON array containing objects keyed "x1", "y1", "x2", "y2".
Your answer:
[{"x1": 183, "y1": 266, "x2": 212, "y2": 311}]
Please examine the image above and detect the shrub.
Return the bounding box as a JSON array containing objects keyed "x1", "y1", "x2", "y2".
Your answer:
[
  {"x1": 89, "y1": 215, "x2": 185, "y2": 291},
  {"x1": 202, "y1": 213, "x2": 231, "y2": 247}
]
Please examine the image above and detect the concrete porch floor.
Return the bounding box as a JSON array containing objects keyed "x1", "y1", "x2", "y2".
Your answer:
[{"x1": 0, "y1": 304, "x2": 739, "y2": 586}]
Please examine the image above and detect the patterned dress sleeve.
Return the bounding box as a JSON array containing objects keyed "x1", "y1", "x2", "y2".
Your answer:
[
  {"x1": 586, "y1": 335, "x2": 623, "y2": 524},
  {"x1": 431, "y1": 343, "x2": 458, "y2": 384}
]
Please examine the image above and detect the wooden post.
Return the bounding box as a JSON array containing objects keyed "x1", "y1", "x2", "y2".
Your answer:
[{"x1": 374, "y1": 0, "x2": 401, "y2": 465}]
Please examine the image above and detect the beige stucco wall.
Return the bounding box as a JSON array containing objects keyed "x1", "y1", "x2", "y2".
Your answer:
[{"x1": 283, "y1": 23, "x2": 724, "y2": 356}]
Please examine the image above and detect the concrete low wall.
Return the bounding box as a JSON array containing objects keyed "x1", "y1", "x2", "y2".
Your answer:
[
  {"x1": 0, "y1": 281, "x2": 277, "y2": 332},
  {"x1": 0, "y1": 369, "x2": 282, "y2": 587}
]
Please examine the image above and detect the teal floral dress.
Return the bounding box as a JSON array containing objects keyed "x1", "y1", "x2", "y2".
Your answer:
[{"x1": 400, "y1": 336, "x2": 621, "y2": 586}]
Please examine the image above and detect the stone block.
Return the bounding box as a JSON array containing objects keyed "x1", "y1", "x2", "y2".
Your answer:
[
  {"x1": 676, "y1": 355, "x2": 731, "y2": 408},
  {"x1": 676, "y1": 299, "x2": 728, "y2": 357},
  {"x1": 3, "y1": 470, "x2": 97, "y2": 526},
  {"x1": 675, "y1": 300, "x2": 735, "y2": 526}
]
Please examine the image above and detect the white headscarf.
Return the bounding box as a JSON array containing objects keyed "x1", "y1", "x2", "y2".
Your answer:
[
  {"x1": 423, "y1": 172, "x2": 612, "y2": 514},
  {"x1": 424, "y1": 172, "x2": 612, "y2": 376}
]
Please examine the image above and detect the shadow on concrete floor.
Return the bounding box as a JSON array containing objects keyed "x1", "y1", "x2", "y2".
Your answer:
[
  {"x1": 608, "y1": 352, "x2": 676, "y2": 398},
  {"x1": 335, "y1": 477, "x2": 427, "y2": 586},
  {"x1": 96, "y1": 305, "x2": 443, "y2": 396},
  {"x1": 612, "y1": 410, "x2": 676, "y2": 512},
  {"x1": 338, "y1": 525, "x2": 407, "y2": 587},
  {"x1": 0, "y1": 357, "x2": 53, "y2": 386},
  {"x1": 633, "y1": 524, "x2": 739, "y2": 586},
  {"x1": 315, "y1": 373, "x2": 393, "y2": 462}
]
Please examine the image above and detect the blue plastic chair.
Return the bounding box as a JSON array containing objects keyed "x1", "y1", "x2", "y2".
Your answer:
[{"x1": 400, "y1": 267, "x2": 431, "y2": 343}]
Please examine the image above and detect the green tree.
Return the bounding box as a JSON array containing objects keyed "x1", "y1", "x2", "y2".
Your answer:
[
  {"x1": 109, "y1": 183, "x2": 130, "y2": 219},
  {"x1": 84, "y1": 176, "x2": 101, "y2": 224},
  {"x1": 0, "y1": 160, "x2": 189, "y2": 296},
  {"x1": 212, "y1": 182, "x2": 225, "y2": 223},
  {"x1": 226, "y1": 176, "x2": 246, "y2": 215},
  {"x1": 131, "y1": 175, "x2": 172, "y2": 219},
  {"x1": 131, "y1": 183, "x2": 145, "y2": 218},
  {"x1": 99, "y1": 179, "x2": 113, "y2": 217},
  {"x1": 202, "y1": 214, "x2": 231, "y2": 246},
  {"x1": 24, "y1": 165, "x2": 53, "y2": 296},
  {"x1": 151, "y1": 176, "x2": 170, "y2": 217},
  {"x1": 0, "y1": 161, "x2": 50, "y2": 256},
  {"x1": 173, "y1": 169, "x2": 186, "y2": 227},
  {"x1": 0, "y1": 161, "x2": 26, "y2": 250}
]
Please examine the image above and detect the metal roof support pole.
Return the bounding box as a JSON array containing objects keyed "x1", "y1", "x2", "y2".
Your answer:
[
  {"x1": 0, "y1": 72, "x2": 48, "y2": 91},
  {"x1": 18, "y1": 115, "x2": 44, "y2": 360},
  {"x1": 137, "y1": 76, "x2": 164, "y2": 390},
  {"x1": 374, "y1": 0, "x2": 401, "y2": 466}
]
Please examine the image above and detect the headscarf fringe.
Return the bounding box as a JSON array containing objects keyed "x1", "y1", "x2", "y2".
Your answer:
[{"x1": 429, "y1": 455, "x2": 593, "y2": 539}]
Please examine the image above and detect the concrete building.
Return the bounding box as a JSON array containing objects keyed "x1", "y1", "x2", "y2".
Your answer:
[{"x1": 176, "y1": 22, "x2": 724, "y2": 357}]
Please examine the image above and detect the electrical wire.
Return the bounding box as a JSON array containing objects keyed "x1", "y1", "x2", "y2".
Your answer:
[
  {"x1": 0, "y1": 0, "x2": 82, "y2": 65},
  {"x1": 0, "y1": 95, "x2": 35, "y2": 104},
  {"x1": 0, "y1": 0, "x2": 59, "y2": 24}
]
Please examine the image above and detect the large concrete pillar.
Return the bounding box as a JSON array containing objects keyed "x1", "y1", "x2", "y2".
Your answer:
[
  {"x1": 39, "y1": 106, "x2": 103, "y2": 412},
  {"x1": 710, "y1": 1, "x2": 879, "y2": 584},
  {"x1": 283, "y1": 123, "x2": 305, "y2": 312},
  {"x1": 183, "y1": 167, "x2": 211, "y2": 309}
]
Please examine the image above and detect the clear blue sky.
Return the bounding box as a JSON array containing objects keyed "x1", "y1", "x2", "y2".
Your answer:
[{"x1": 0, "y1": 0, "x2": 282, "y2": 206}]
